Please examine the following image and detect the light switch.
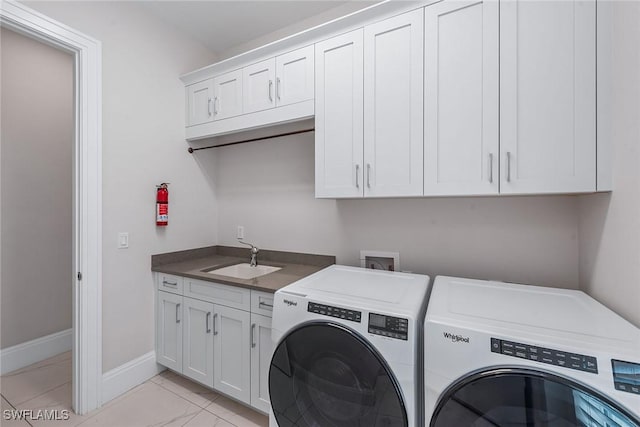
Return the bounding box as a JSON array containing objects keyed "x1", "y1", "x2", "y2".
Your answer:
[
  {"x1": 118, "y1": 232, "x2": 129, "y2": 249},
  {"x1": 237, "y1": 226, "x2": 245, "y2": 240}
]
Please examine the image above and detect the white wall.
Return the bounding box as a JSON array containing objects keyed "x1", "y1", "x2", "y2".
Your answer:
[
  {"x1": 24, "y1": 1, "x2": 219, "y2": 371},
  {"x1": 1, "y1": 28, "x2": 73, "y2": 349},
  {"x1": 213, "y1": 133, "x2": 580, "y2": 289},
  {"x1": 578, "y1": 1, "x2": 640, "y2": 328}
]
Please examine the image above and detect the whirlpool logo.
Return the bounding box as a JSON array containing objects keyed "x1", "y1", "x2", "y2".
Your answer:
[
  {"x1": 283, "y1": 299, "x2": 298, "y2": 307},
  {"x1": 443, "y1": 332, "x2": 470, "y2": 343}
]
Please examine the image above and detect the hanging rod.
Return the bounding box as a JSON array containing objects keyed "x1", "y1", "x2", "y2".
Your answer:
[{"x1": 188, "y1": 128, "x2": 315, "y2": 153}]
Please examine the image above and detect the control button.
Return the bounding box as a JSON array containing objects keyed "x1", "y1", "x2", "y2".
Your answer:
[
  {"x1": 515, "y1": 344, "x2": 527, "y2": 352},
  {"x1": 631, "y1": 386, "x2": 639, "y2": 394},
  {"x1": 515, "y1": 351, "x2": 527, "y2": 359},
  {"x1": 529, "y1": 354, "x2": 540, "y2": 361},
  {"x1": 616, "y1": 383, "x2": 629, "y2": 392},
  {"x1": 528, "y1": 346, "x2": 539, "y2": 354},
  {"x1": 542, "y1": 357, "x2": 554, "y2": 364},
  {"x1": 491, "y1": 338, "x2": 501, "y2": 353},
  {"x1": 502, "y1": 341, "x2": 515, "y2": 350},
  {"x1": 570, "y1": 362, "x2": 582, "y2": 370},
  {"x1": 502, "y1": 348, "x2": 515, "y2": 356},
  {"x1": 542, "y1": 349, "x2": 553, "y2": 356}
]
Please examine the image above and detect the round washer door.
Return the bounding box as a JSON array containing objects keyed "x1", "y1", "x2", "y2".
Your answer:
[
  {"x1": 430, "y1": 368, "x2": 640, "y2": 427},
  {"x1": 269, "y1": 322, "x2": 407, "y2": 427}
]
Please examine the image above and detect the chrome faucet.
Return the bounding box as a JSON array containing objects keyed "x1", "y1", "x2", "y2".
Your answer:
[{"x1": 238, "y1": 239, "x2": 259, "y2": 267}]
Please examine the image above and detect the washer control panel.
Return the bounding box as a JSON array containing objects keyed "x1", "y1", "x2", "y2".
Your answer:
[
  {"x1": 491, "y1": 338, "x2": 598, "y2": 374},
  {"x1": 368, "y1": 313, "x2": 408, "y2": 340},
  {"x1": 308, "y1": 302, "x2": 361, "y2": 323}
]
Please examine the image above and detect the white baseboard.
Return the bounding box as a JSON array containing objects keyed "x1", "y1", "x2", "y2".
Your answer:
[
  {"x1": 0, "y1": 329, "x2": 72, "y2": 375},
  {"x1": 101, "y1": 351, "x2": 165, "y2": 405}
]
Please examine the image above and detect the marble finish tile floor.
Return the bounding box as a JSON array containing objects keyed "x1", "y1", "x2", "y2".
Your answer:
[{"x1": 1, "y1": 352, "x2": 268, "y2": 427}]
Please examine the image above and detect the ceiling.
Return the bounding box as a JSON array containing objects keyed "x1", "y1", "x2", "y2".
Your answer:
[{"x1": 139, "y1": 1, "x2": 366, "y2": 56}]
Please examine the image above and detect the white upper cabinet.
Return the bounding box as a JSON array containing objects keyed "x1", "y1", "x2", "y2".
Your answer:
[
  {"x1": 243, "y1": 46, "x2": 314, "y2": 115},
  {"x1": 500, "y1": 0, "x2": 596, "y2": 194},
  {"x1": 243, "y1": 59, "x2": 276, "y2": 114},
  {"x1": 424, "y1": 0, "x2": 499, "y2": 196},
  {"x1": 315, "y1": 29, "x2": 364, "y2": 198},
  {"x1": 186, "y1": 79, "x2": 214, "y2": 127},
  {"x1": 275, "y1": 45, "x2": 314, "y2": 107},
  {"x1": 213, "y1": 69, "x2": 243, "y2": 121},
  {"x1": 363, "y1": 9, "x2": 424, "y2": 197}
]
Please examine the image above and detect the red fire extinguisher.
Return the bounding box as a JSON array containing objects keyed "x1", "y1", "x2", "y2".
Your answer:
[{"x1": 156, "y1": 183, "x2": 169, "y2": 226}]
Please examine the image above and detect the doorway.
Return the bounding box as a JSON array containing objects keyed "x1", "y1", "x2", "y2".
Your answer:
[{"x1": 0, "y1": 1, "x2": 102, "y2": 415}]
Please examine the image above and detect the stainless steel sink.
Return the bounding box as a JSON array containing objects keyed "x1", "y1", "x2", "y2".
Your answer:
[{"x1": 205, "y1": 263, "x2": 281, "y2": 280}]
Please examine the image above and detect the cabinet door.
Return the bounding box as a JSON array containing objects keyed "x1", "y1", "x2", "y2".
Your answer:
[
  {"x1": 243, "y1": 58, "x2": 276, "y2": 114},
  {"x1": 364, "y1": 9, "x2": 424, "y2": 197},
  {"x1": 213, "y1": 305, "x2": 251, "y2": 403},
  {"x1": 182, "y1": 297, "x2": 214, "y2": 387},
  {"x1": 500, "y1": 0, "x2": 596, "y2": 194},
  {"x1": 213, "y1": 69, "x2": 243, "y2": 120},
  {"x1": 275, "y1": 45, "x2": 314, "y2": 107},
  {"x1": 186, "y1": 79, "x2": 214, "y2": 126},
  {"x1": 156, "y1": 292, "x2": 182, "y2": 371},
  {"x1": 250, "y1": 313, "x2": 273, "y2": 413},
  {"x1": 315, "y1": 29, "x2": 364, "y2": 198},
  {"x1": 424, "y1": 1, "x2": 498, "y2": 196}
]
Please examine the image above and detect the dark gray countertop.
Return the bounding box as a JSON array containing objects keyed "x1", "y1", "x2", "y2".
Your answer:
[{"x1": 151, "y1": 246, "x2": 335, "y2": 293}]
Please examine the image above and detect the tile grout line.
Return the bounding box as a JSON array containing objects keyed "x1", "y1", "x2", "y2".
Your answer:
[
  {"x1": 153, "y1": 375, "x2": 222, "y2": 409},
  {"x1": 2, "y1": 393, "x2": 34, "y2": 427}
]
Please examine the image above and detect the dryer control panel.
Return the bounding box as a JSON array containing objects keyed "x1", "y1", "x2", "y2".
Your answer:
[
  {"x1": 491, "y1": 338, "x2": 598, "y2": 374},
  {"x1": 368, "y1": 313, "x2": 408, "y2": 340}
]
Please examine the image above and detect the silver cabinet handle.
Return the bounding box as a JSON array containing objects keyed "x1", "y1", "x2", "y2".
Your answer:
[
  {"x1": 206, "y1": 312, "x2": 211, "y2": 333},
  {"x1": 506, "y1": 151, "x2": 512, "y2": 182},
  {"x1": 355, "y1": 164, "x2": 360, "y2": 188},
  {"x1": 258, "y1": 301, "x2": 273, "y2": 309},
  {"x1": 162, "y1": 280, "x2": 177, "y2": 287},
  {"x1": 175, "y1": 303, "x2": 181, "y2": 323},
  {"x1": 276, "y1": 77, "x2": 281, "y2": 100},
  {"x1": 213, "y1": 96, "x2": 219, "y2": 115},
  {"x1": 488, "y1": 153, "x2": 494, "y2": 184},
  {"x1": 251, "y1": 323, "x2": 256, "y2": 348},
  {"x1": 207, "y1": 98, "x2": 212, "y2": 117},
  {"x1": 269, "y1": 80, "x2": 273, "y2": 102},
  {"x1": 213, "y1": 313, "x2": 218, "y2": 336},
  {"x1": 366, "y1": 163, "x2": 371, "y2": 188}
]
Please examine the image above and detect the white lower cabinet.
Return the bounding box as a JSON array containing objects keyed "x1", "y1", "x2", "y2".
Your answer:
[
  {"x1": 156, "y1": 278, "x2": 273, "y2": 414},
  {"x1": 156, "y1": 291, "x2": 182, "y2": 371},
  {"x1": 250, "y1": 313, "x2": 273, "y2": 413},
  {"x1": 182, "y1": 297, "x2": 214, "y2": 387},
  {"x1": 213, "y1": 304, "x2": 251, "y2": 402}
]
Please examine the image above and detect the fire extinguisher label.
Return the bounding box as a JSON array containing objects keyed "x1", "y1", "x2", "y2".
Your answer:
[{"x1": 157, "y1": 203, "x2": 168, "y2": 222}]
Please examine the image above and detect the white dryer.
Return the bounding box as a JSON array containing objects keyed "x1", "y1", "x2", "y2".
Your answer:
[
  {"x1": 268, "y1": 265, "x2": 431, "y2": 427},
  {"x1": 425, "y1": 276, "x2": 640, "y2": 426}
]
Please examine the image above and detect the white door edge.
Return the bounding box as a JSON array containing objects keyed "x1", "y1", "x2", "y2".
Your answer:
[{"x1": 0, "y1": 0, "x2": 103, "y2": 415}]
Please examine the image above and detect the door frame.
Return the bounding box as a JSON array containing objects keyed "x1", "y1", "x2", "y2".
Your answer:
[{"x1": 0, "y1": 1, "x2": 103, "y2": 415}]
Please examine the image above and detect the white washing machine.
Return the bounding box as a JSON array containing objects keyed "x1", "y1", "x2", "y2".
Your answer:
[
  {"x1": 268, "y1": 265, "x2": 431, "y2": 427},
  {"x1": 425, "y1": 276, "x2": 640, "y2": 427}
]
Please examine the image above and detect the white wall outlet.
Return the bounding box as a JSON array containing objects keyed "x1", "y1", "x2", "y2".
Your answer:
[
  {"x1": 360, "y1": 250, "x2": 400, "y2": 271},
  {"x1": 237, "y1": 225, "x2": 245, "y2": 240},
  {"x1": 117, "y1": 232, "x2": 129, "y2": 249}
]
